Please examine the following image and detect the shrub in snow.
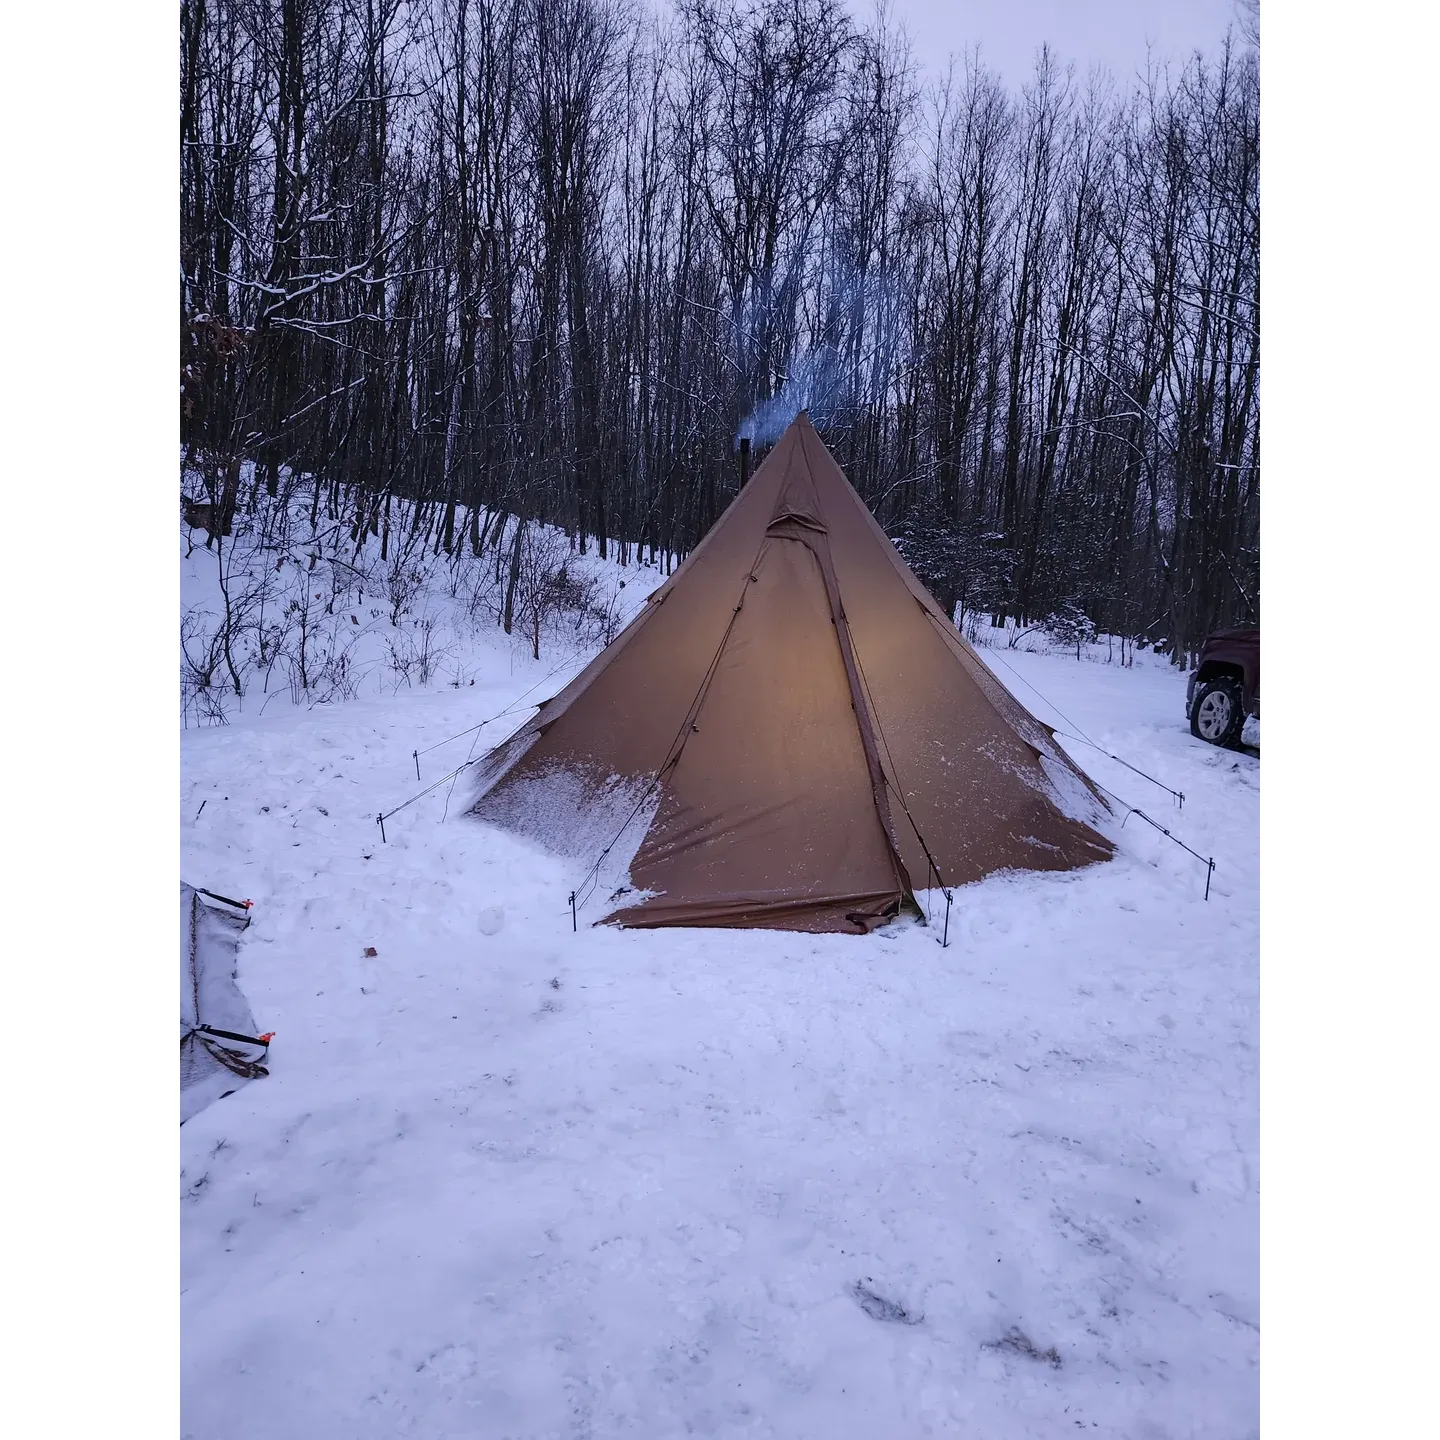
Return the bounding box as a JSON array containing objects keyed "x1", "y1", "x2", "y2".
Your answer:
[
  {"x1": 1042, "y1": 601, "x2": 1097, "y2": 660},
  {"x1": 180, "y1": 456, "x2": 654, "y2": 725}
]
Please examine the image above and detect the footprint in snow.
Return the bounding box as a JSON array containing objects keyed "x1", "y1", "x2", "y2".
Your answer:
[
  {"x1": 415, "y1": 1343, "x2": 478, "y2": 1382},
  {"x1": 984, "y1": 1327, "x2": 1062, "y2": 1368},
  {"x1": 851, "y1": 1281, "x2": 922, "y2": 1325}
]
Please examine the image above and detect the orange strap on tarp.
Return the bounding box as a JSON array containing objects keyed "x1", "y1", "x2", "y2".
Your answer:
[
  {"x1": 197, "y1": 888, "x2": 253, "y2": 911},
  {"x1": 189, "y1": 1023, "x2": 272, "y2": 1049}
]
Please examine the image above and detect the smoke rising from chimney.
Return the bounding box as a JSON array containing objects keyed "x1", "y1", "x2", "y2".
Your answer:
[{"x1": 736, "y1": 345, "x2": 844, "y2": 448}]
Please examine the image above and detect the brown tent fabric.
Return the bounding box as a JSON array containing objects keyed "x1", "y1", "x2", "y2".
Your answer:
[{"x1": 470, "y1": 413, "x2": 1113, "y2": 933}]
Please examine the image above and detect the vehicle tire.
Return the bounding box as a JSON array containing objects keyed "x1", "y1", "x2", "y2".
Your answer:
[{"x1": 1190, "y1": 677, "x2": 1245, "y2": 748}]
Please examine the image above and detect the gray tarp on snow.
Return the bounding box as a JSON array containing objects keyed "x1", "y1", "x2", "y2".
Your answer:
[{"x1": 181, "y1": 883, "x2": 263, "y2": 1122}]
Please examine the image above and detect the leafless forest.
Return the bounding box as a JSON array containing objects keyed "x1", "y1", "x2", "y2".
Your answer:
[{"x1": 181, "y1": 0, "x2": 1258, "y2": 661}]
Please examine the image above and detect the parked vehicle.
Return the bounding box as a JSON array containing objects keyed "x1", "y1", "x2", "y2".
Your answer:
[{"x1": 1186, "y1": 628, "x2": 1259, "y2": 748}]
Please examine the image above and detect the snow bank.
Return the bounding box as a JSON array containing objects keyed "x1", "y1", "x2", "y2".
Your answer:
[{"x1": 180, "y1": 463, "x2": 666, "y2": 728}]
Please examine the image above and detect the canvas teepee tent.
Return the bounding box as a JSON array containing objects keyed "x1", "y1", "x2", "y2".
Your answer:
[{"x1": 470, "y1": 413, "x2": 1112, "y2": 933}]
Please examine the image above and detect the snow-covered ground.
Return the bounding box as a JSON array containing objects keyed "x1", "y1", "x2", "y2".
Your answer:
[{"x1": 181, "y1": 519, "x2": 1257, "y2": 1439}]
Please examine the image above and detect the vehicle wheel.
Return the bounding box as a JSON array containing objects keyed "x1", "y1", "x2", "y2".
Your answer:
[{"x1": 1190, "y1": 677, "x2": 1245, "y2": 748}]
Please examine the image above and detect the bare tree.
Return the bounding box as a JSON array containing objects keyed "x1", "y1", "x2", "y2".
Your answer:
[{"x1": 181, "y1": 0, "x2": 1259, "y2": 666}]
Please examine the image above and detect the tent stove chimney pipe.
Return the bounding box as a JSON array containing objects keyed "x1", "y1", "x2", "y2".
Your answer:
[{"x1": 738, "y1": 436, "x2": 751, "y2": 489}]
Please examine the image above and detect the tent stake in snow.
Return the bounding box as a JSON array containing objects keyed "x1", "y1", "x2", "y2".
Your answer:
[
  {"x1": 979, "y1": 647, "x2": 1186, "y2": 811},
  {"x1": 940, "y1": 888, "x2": 952, "y2": 948},
  {"x1": 569, "y1": 890, "x2": 577, "y2": 932},
  {"x1": 1118, "y1": 805, "x2": 1216, "y2": 901},
  {"x1": 377, "y1": 811, "x2": 386, "y2": 844},
  {"x1": 413, "y1": 749, "x2": 420, "y2": 782}
]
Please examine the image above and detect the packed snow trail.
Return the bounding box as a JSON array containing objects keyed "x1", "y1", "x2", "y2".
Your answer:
[{"x1": 181, "y1": 621, "x2": 1257, "y2": 1439}]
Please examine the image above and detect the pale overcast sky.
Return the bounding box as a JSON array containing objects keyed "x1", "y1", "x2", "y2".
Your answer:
[{"x1": 848, "y1": 0, "x2": 1246, "y2": 86}]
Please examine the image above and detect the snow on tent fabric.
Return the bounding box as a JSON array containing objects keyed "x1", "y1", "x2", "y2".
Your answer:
[{"x1": 469, "y1": 412, "x2": 1115, "y2": 932}]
